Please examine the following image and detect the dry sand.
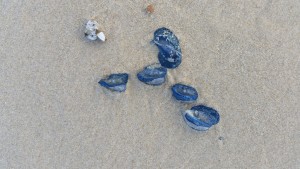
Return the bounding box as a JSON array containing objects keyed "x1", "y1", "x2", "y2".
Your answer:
[{"x1": 0, "y1": 0, "x2": 299, "y2": 168}]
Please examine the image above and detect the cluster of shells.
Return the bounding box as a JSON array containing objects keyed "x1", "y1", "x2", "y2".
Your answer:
[{"x1": 85, "y1": 19, "x2": 220, "y2": 132}]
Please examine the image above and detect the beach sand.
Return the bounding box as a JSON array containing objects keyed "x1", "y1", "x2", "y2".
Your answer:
[{"x1": 0, "y1": 0, "x2": 299, "y2": 168}]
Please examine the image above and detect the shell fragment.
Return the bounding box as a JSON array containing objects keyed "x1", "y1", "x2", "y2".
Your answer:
[{"x1": 97, "y1": 32, "x2": 106, "y2": 41}]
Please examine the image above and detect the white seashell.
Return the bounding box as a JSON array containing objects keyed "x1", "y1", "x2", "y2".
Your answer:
[
  {"x1": 97, "y1": 32, "x2": 106, "y2": 41},
  {"x1": 85, "y1": 31, "x2": 98, "y2": 41},
  {"x1": 86, "y1": 20, "x2": 99, "y2": 31}
]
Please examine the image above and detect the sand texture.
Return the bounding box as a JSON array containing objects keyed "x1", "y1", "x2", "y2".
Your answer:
[{"x1": 0, "y1": 0, "x2": 299, "y2": 168}]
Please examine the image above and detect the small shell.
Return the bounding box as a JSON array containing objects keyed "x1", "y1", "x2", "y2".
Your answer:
[
  {"x1": 153, "y1": 27, "x2": 182, "y2": 69},
  {"x1": 98, "y1": 73, "x2": 129, "y2": 92},
  {"x1": 183, "y1": 105, "x2": 220, "y2": 131},
  {"x1": 137, "y1": 63, "x2": 167, "y2": 86},
  {"x1": 97, "y1": 32, "x2": 106, "y2": 41},
  {"x1": 171, "y1": 83, "x2": 198, "y2": 102}
]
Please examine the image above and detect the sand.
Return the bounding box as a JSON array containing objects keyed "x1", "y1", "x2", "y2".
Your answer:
[{"x1": 0, "y1": 0, "x2": 299, "y2": 168}]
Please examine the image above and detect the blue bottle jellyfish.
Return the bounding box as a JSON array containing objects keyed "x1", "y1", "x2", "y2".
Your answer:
[
  {"x1": 137, "y1": 63, "x2": 167, "y2": 86},
  {"x1": 171, "y1": 83, "x2": 198, "y2": 102},
  {"x1": 153, "y1": 27, "x2": 182, "y2": 69},
  {"x1": 98, "y1": 73, "x2": 129, "y2": 92},
  {"x1": 183, "y1": 105, "x2": 220, "y2": 131}
]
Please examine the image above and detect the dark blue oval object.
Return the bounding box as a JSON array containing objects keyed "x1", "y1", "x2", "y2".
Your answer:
[
  {"x1": 171, "y1": 83, "x2": 198, "y2": 102},
  {"x1": 183, "y1": 105, "x2": 220, "y2": 131},
  {"x1": 153, "y1": 27, "x2": 182, "y2": 69},
  {"x1": 137, "y1": 63, "x2": 167, "y2": 86},
  {"x1": 98, "y1": 73, "x2": 129, "y2": 92},
  {"x1": 191, "y1": 105, "x2": 220, "y2": 125}
]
